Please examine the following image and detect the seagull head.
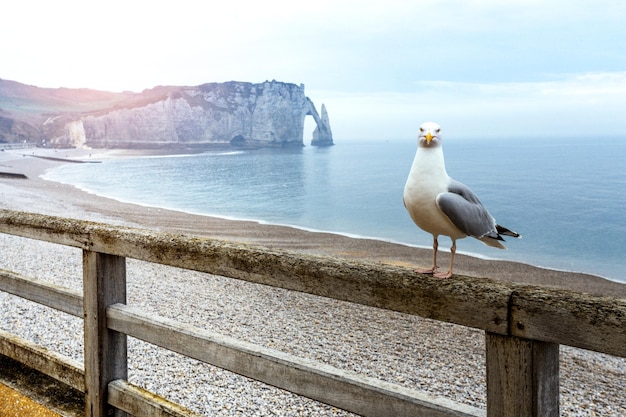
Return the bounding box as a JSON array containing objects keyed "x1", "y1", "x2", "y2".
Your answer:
[{"x1": 418, "y1": 122, "x2": 442, "y2": 148}]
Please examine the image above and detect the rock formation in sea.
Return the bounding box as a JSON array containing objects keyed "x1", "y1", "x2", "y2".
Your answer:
[
  {"x1": 311, "y1": 103, "x2": 333, "y2": 146},
  {"x1": 0, "y1": 79, "x2": 334, "y2": 148}
]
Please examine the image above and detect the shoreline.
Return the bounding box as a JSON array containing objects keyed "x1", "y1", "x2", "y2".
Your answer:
[
  {"x1": 1, "y1": 147, "x2": 625, "y2": 298},
  {"x1": 36, "y1": 176, "x2": 624, "y2": 287},
  {"x1": 41, "y1": 168, "x2": 624, "y2": 286}
]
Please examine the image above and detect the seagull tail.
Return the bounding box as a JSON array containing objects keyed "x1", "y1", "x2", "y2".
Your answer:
[
  {"x1": 496, "y1": 224, "x2": 521, "y2": 239},
  {"x1": 479, "y1": 236, "x2": 507, "y2": 249}
]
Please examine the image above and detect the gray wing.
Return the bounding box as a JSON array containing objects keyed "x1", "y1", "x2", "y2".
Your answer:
[{"x1": 435, "y1": 179, "x2": 501, "y2": 240}]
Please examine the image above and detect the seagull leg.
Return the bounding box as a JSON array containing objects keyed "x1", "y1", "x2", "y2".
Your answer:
[
  {"x1": 415, "y1": 236, "x2": 439, "y2": 274},
  {"x1": 434, "y1": 240, "x2": 456, "y2": 279}
]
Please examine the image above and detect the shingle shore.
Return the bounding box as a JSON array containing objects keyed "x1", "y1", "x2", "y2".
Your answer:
[{"x1": 2, "y1": 233, "x2": 626, "y2": 416}]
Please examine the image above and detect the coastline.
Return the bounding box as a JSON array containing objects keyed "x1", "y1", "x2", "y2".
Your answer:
[
  {"x1": 2, "y1": 147, "x2": 625, "y2": 298},
  {"x1": 2, "y1": 147, "x2": 626, "y2": 415}
]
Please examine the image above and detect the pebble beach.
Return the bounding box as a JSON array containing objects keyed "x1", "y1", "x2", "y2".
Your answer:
[{"x1": 1, "y1": 148, "x2": 625, "y2": 416}]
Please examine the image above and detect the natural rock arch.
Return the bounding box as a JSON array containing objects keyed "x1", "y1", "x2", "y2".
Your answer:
[{"x1": 304, "y1": 99, "x2": 333, "y2": 146}]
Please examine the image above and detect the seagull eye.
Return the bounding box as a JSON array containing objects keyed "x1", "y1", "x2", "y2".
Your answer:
[{"x1": 436, "y1": 128, "x2": 441, "y2": 133}]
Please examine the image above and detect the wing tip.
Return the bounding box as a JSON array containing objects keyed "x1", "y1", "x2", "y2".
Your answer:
[{"x1": 496, "y1": 224, "x2": 521, "y2": 239}]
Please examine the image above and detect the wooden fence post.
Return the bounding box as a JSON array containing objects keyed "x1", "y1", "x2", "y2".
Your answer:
[
  {"x1": 83, "y1": 251, "x2": 128, "y2": 417},
  {"x1": 485, "y1": 332, "x2": 559, "y2": 417}
]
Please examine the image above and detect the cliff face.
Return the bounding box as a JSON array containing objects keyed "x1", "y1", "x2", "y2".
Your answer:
[
  {"x1": 0, "y1": 79, "x2": 333, "y2": 148},
  {"x1": 0, "y1": 81, "x2": 333, "y2": 148}
]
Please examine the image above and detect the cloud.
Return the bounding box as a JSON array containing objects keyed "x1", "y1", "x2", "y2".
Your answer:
[
  {"x1": 313, "y1": 72, "x2": 626, "y2": 140},
  {"x1": 4, "y1": 0, "x2": 626, "y2": 91}
]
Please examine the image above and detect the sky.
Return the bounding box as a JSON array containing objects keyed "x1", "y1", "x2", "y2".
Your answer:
[{"x1": 2, "y1": 0, "x2": 626, "y2": 140}]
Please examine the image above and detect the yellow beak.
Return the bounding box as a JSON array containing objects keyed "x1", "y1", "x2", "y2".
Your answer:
[{"x1": 425, "y1": 132, "x2": 433, "y2": 143}]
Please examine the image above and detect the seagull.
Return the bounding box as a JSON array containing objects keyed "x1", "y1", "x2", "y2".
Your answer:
[{"x1": 403, "y1": 122, "x2": 520, "y2": 278}]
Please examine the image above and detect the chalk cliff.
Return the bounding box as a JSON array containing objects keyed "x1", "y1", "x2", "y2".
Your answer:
[{"x1": 0, "y1": 79, "x2": 333, "y2": 148}]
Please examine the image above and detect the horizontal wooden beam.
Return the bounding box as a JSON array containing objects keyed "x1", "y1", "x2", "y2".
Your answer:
[
  {"x1": 107, "y1": 303, "x2": 483, "y2": 417},
  {"x1": 108, "y1": 379, "x2": 202, "y2": 417},
  {"x1": 511, "y1": 286, "x2": 626, "y2": 358},
  {"x1": 0, "y1": 269, "x2": 83, "y2": 317},
  {"x1": 0, "y1": 329, "x2": 85, "y2": 392},
  {"x1": 0, "y1": 210, "x2": 92, "y2": 248},
  {"x1": 0, "y1": 210, "x2": 510, "y2": 334},
  {"x1": 0, "y1": 354, "x2": 84, "y2": 417}
]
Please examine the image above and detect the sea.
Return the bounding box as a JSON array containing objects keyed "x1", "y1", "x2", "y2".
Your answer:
[{"x1": 42, "y1": 137, "x2": 626, "y2": 284}]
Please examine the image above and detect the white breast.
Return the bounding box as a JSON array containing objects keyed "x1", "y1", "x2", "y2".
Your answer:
[{"x1": 403, "y1": 146, "x2": 465, "y2": 239}]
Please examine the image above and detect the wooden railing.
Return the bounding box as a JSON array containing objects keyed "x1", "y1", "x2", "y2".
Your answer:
[{"x1": 0, "y1": 209, "x2": 625, "y2": 417}]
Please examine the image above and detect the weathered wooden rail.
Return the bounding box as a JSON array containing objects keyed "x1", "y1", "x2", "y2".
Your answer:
[{"x1": 0, "y1": 209, "x2": 625, "y2": 417}]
